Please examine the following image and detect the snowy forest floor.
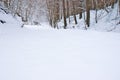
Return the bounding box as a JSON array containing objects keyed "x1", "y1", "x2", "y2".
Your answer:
[
  {"x1": 0, "y1": 24, "x2": 120, "y2": 80},
  {"x1": 0, "y1": 3, "x2": 120, "y2": 80}
]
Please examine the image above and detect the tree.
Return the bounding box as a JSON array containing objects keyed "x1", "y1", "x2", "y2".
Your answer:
[
  {"x1": 53, "y1": 0, "x2": 60, "y2": 28},
  {"x1": 66, "y1": 0, "x2": 71, "y2": 23},
  {"x1": 86, "y1": 0, "x2": 90, "y2": 27},
  {"x1": 72, "y1": 0, "x2": 77, "y2": 24},
  {"x1": 95, "y1": 0, "x2": 98, "y2": 23},
  {"x1": 1, "y1": 0, "x2": 119, "y2": 28},
  {"x1": 118, "y1": 0, "x2": 120, "y2": 15},
  {"x1": 62, "y1": 0, "x2": 67, "y2": 29},
  {"x1": 79, "y1": 0, "x2": 83, "y2": 19}
]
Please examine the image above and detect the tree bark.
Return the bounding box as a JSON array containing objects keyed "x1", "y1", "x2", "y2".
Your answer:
[
  {"x1": 79, "y1": 1, "x2": 82, "y2": 19},
  {"x1": 95, "y1": 0, "x2": 98, "y2": 23},
  {"x1": 63, "y1": 0, "x2": 67, "y2": 29},
  {"x1": 86, "y1": 0, "x2": 90, "y2": 27},
  {"x1": 72, "y1": 1, "x2": 77, "y2": 25}
]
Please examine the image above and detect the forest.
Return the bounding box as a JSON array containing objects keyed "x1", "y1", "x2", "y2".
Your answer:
[
  {"x1": 0, "y1": 1, "x2": 120, "y2": 80},
  {"x1": 0, "y1": 0, "x2": 120, "y2": 29}
]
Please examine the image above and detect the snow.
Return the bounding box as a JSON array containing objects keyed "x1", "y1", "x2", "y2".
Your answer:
[
  {"x1": 58, "y1": 3, "x2": 120, "y2": 32},
  {"x1": 0, "y1": 3, "x2": 120, "y2": 80},
  {"x1": 1, "y1": 25, "x2": 120, "y2": 80}
]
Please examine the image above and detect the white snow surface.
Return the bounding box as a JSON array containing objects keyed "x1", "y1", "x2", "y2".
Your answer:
[
  {"x1": 0, "y1": 4, "x2": 120, "y2": 80},
  {"x1": 0, "y1": 24, "x2": 120, "y2": 80},
  {"x1": 0, "y1": 25, "x2": 120, "y2": 80}
]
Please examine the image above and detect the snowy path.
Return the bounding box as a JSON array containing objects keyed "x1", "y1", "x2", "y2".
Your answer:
[{"x1": 0, "y1": 26, "x2": 120, "y2": 80}]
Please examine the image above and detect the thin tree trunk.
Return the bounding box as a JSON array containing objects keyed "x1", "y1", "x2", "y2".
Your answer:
[
  {"x1": 95, "y1": 0, "x2": 98, "y2": 23},
  {"x1": 72, "y1": 1, "x2": 77, "y2": 25},
  {"x1": 63, "y1": 0, "x2": 67, "y2": 29},
  {"x1": 79, "y1": 12, "x2": 82, "y2": 19},
  {"x1": 66, "y1": 0, "x2": 69, "y2": 18},
  {"x1": 79, "y1": 1, "x2": 82, "y2": 19},
  {"x1": 110, "y1": 0, "x2": 115, "y2": 8},
  {"x1": 119, "y1": 0, "x2": 120, "y2": 15},
  {"x1": 86, "y1": 0, "x2": 90, "y2": 27},
  {"x1": 66, "y1": 0, "x2": 70, "y2": 23}
]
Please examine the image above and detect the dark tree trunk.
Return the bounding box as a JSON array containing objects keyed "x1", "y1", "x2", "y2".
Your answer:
[
  {"x1": 86, "y1": 0, "x2": 90, "y2": 27},
  {"x1": 66, "y1": 0, "x2": 70, "y2": 23},
  {"x1": 63, "y1": 0, "x2": 67, "y2": 29},
  {"x1": 79, "y1": 1, "x2": 83, "y2": 19},
  {"x1": 66, "y1": 0, "x2": 69, "y2": 18},
  {"x1": 111, "y1": 0, "x2": 115, "y2": 8},
  {"x1": 95, "y1": 0, "x2": 98, "y2": 23},
  {"x1": 79, "y1": 12, "x2": 82, "y2": 19},
  {"x1": 72, "y1": 1, "x2": 77, "y2": 24}
]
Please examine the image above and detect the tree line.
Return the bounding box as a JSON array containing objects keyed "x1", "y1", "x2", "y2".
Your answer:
[
  {"x1": 46, "y1": 0, "x2": 120, "y2": 29},
  {"x1": 0, "y1": 0, "x2": 120, "y2": 28}
]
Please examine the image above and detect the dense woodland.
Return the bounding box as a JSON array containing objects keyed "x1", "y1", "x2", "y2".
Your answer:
[{"x1": 0, "y1": 0, "x2": 120, "y2": 29}]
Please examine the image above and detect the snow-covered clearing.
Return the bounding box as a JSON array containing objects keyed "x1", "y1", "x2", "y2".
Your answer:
[
  {"x1": 0, "y1": 3, "x2": 120, "y2": 80},
  {"x1": 0, "y1": 24, "x2": 120, "y2": 80}
]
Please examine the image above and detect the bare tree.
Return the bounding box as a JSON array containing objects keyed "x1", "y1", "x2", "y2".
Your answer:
[
  {"x1": 62, "y1": 0, "x2": 67, "y2": 29},
  {"x1": 86, "y1": 0, "x2": 90, "y2": 27},
  {"x1": 72, "y1": 0, "x2": 77, "y2": 24},
  {"x1": 95, "y1": 0, "x2": 98, "y2": 23}
]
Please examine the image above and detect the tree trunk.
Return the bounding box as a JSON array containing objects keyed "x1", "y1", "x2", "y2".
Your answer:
[
  {"x1": 95, "y1": 0, "x2": 98, "y2": 23},
  {"x1": 79, "y1": 1, "x2": 82, "y2": 19},
  {"x1": 79, "y1": 12, "x2": 82, "y2": 19},
  {"x1": 72, "y1": 1, "x2": 77, "y2": 25},
  {"x1": 86, "y1": 0, "x2": 90, "y2": 27},
  {"x1": 66, "y1": 0, "x2": 70, "y2": 23},
  {"x1": 63, "y1": 0, "x2": 67, "y2": 29},
  {"x1": 111, "y1": 0, "x2": 115, "y2": 8},
  {"x1": 66, "y1": 0, "x2": 69, "y2": 18},
  {"x1": 119, "y1": 0, "x2": 120, "y2": 15},
  {"x1": 53, "y1": 0, "x2": 59, "y2": 28}
]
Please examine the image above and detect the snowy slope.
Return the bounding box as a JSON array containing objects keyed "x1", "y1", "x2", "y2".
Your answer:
[
  {"x1": 0, "y1": 20, "x2": 120, "y2": 80},
  {"x1": 58, "y1": 3, "x2": 120, "y2": 32},
  {"x1": 0, "y1": 6, "x2": 22, "y2": 28},
  {"x1": 0, "y1": 25, "x2": 120, "y2": 80},
  {"x1": 89, "y1": 3, "x2": 120, "y2": 32},
  {"x1": 0, "y1": 4, "x2": 120, "y2": 80}
]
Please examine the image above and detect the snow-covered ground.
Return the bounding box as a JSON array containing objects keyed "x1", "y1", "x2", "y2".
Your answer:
[
  {"x1": 0, "y1": 4, "x2": 120, "y2": 80},
  {"x1": 0, "y1": 24, "x2": 120, "y2": 80}
]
